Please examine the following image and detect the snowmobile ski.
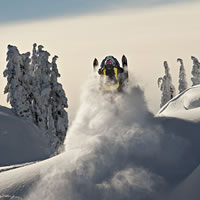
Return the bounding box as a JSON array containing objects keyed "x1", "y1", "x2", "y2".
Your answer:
[
  {"x1": 122, "y1": 55, "x2": 128, "y2": 68},
  {"x1": 93, "y1": 58, "x2": 99, "y2": 71}
]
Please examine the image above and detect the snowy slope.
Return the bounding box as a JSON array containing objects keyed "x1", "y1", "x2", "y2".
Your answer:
[
  {"x1": 0, "y1": 153, "x2": 64, "y2": 199},
  {"x1": 167, "y1": 163, "x2": 200, "y2": 200},
  {"x1": 0, "y1": 106, "x2": 53, "y2": 166},
  {"x1": 1, "y1": 76, "x2": 200, "y2": 200},
  {"x1": 157, "y1": 85, "x2": 200, "y2": 122}
]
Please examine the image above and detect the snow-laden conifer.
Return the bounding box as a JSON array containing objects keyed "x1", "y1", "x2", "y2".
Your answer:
[
  {"x1": 3, "y1": 45, "x2": 33, "y2": 120},
  {"x1": 177, "y1": 58, "x2": 187, "y2": 93},
  {"x1": 3, "y1": 44, "x2": 68, "y2": 149},
  {"x1": 32, "y1": 45, "x2": 52, "y2": 130},
  {"x1": 191, "y1": 56, "x2": 200, "y2": 86},
  {"x1": 50, "y1": 56, "x2": 68, "y2": 146},
  {"x1": 30, "y1": 43, "x2": 37, "y2": 74},
  {"x1": 158, "y1": 61, "x2": 176, "y2": 108}
]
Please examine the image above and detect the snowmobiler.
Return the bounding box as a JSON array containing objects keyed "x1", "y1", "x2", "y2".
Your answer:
[{"x1": 93, "y1": 55, "x2": 128, "y2": 92}]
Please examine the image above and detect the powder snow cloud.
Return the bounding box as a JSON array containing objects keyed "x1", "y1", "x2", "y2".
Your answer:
[{"x1": 24, "y1": 74, "x2": 200, "y2": 200}]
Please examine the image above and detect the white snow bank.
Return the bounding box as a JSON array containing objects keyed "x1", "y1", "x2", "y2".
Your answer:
[
  {"x1": 0, "y1": 153, "x2": 64, "y2": 199},
  {"x1": 157, "y1": 85, "x2": 200, "y2": 122},
  {"x1": 168, "y1": 163, "x2": 200, "y2": 200},
  {"x1": 0, "y1": 106, "x2": 53, "y2": 166}
]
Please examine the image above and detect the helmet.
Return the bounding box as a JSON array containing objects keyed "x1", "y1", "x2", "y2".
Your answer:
[
  {"x1": 103, "y1": 57, "x2": 116, "y2": 70},
  {"x1": 100, "y1": 56, "x2": 120, "y2": 69},
  {"x1": 104, "y1": 57, "x2": 115, "y2": 66}
]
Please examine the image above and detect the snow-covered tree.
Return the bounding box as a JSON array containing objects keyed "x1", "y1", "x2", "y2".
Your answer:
[
  {"x1": 177, "y1": 58, "x2": 187, "y2": 93},
  {"x1": 49, "y1": 56, "x2": 68, "y2": 146},
  {"x1": 31, "y1": 44, "x2": 68, "y2": 146},
  {"x1": 158, "y1": 61, "x2": 176, "y2": 108},
  {"x1": 3, "y1": 45, "x2": 33, "y2": 120},
  {"x1": 32, "y1": 44, "x2": 52, "y2": 130},
  {"x1": 191, "y1": 56, "x2": 200, "y2": 86},
  {"x1": 3, "y1": 44, "x2": 68, "y2": 149},
  {"x1": 30, "y1": 43, "x2": 37, "y2": 74}
]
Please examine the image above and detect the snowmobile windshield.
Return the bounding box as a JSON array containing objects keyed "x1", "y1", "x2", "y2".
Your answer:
[{"x1": 105, "y1": 57, "x2": 115, "y2": 65}]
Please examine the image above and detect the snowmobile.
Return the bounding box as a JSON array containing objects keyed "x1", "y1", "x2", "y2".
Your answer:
[{"x1": 93, "y1": 55, "x2": 128, "y2": 93}]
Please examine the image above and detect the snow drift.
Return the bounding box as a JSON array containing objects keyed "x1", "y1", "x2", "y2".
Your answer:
[
  {"x1": 0, "y1": 106, "x2": 53, "y2": 166},
  {"x1": 1, "y1": 75, "x2": 200, "y2": 200},
  {"x1": 157, "y1": 85, "x2": 200, "y2": 122},
  {"x1": 168, "y1": 163, "x2": 200, "y2": 200}
]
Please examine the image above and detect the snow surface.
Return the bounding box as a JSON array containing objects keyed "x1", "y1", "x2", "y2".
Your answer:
[
  {"x1": 1, "y1": 75, "x2": 200, "y2": 199},
  {"x1": 157, "y1": 85, "x2": 200, "y2": 122},
  {"x1": 168, "y1": 164, "x2": 200, "y2": 200},
  {"x1": 0, "y1": 105, "x2": 53, "y2": 166}
]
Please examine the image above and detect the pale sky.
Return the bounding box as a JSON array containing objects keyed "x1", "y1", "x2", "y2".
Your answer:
[{"x1": 0, "y1": 1, "x2": 200, "y2": 121}]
